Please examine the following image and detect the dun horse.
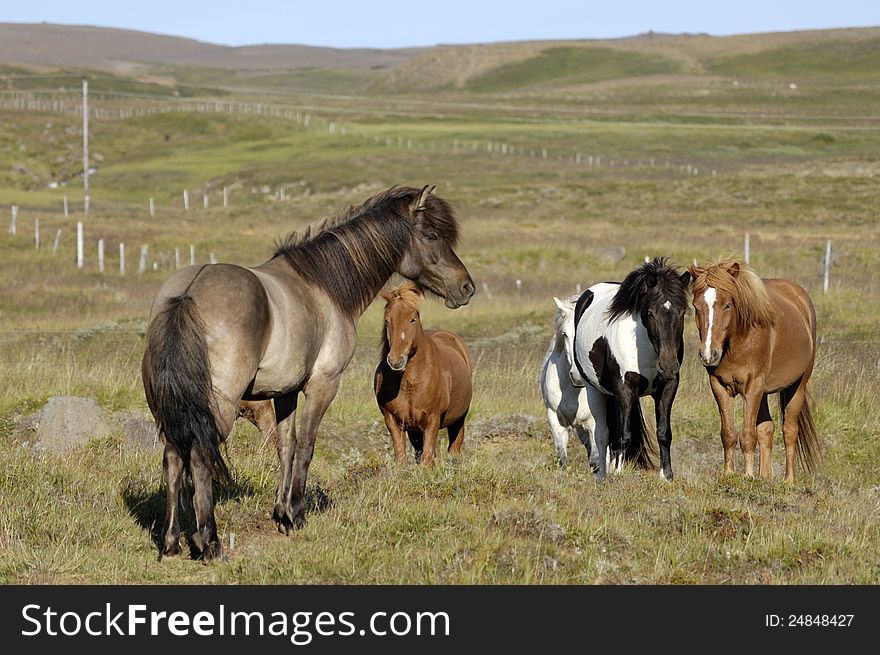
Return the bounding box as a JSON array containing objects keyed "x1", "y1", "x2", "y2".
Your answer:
[
  {"x1": 688, "y1": 259, "x2": 820, "y2": 482},
  {"x1": 569, "y1": 258, "x2": 690, "y2": 480},
  {"x1": 374, "y1": 283, "x2": 473, "y2": 465},
  {"x1": 142, "y1": 186, "x2": 474, "y2": 560}
]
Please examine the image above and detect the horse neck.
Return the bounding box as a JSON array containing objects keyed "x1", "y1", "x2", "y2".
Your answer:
[{"x1": 275, "y1": 213, "x2": 409, "y2": 319}]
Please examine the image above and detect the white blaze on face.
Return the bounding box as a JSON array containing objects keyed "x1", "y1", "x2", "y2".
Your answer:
[
  {"x1": 703, "y1": 287, "x2": 717, "y2": 361},
  {"x1": 662, "y1": 300, "x2": 671, "y2": 310},
  {"x1": 400, "y1": 332, "x2": 406, "y2": 341}
]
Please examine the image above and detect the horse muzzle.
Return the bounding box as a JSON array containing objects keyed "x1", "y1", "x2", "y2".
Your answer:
[
  {"x1": 386, "y1": 355, "x2": 408, "y2": 372},
  {"x1": 699, "y1": 349, "x2": 722, "y2": 368},
  {"x1": 444, "y1": 279, "x2": 475, "y2": 308}
]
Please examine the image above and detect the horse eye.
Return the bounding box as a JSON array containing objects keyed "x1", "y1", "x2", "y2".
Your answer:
[
  {"x1": 410, "y1": 317, "x2": 416, "y2": 323},
  {"x1": 424, "y1": 231, "x2": 438, "y2": 241},
  {"x1": 724, "y1": 304, "x2": 731, "y2": 310}
]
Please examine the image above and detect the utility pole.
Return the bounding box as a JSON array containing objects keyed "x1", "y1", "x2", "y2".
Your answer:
[{"x1": 82, "y1": 77, "x2": 90, "y2": 216}]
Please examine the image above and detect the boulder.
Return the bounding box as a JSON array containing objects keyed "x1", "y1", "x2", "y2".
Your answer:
[{"x1": 33, "y1": 396, "x2": 114, "y2": 454}]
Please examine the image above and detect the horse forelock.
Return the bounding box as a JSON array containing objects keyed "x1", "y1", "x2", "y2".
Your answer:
[
  {"x1": 607, "y1": 257, "x2": 688, "y2": 321},
  {"x1": 385, "y1": 282, "x2": 424, "y2": 313},
  {"x1": 553, "y1": 294, "x2": 578, "y2": 352},
  {"x1": 691, "y1": 258, "x2": 775, "y2": 330}
]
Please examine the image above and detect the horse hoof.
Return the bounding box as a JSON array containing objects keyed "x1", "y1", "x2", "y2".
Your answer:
[
  {"x1": 200, "y1": 542, "x2": 225, "y2": 563},
  {"x1": 159, "y1": 541, "x2": 182, "y2": 560}
]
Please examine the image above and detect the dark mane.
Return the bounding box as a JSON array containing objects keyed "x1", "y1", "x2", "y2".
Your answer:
[
  {"x1": 272, "y1": 186, "x2": 459, "y2": 313},
  {"x1": 607, "y1": 257, "x2": 689, "y2": 321}
]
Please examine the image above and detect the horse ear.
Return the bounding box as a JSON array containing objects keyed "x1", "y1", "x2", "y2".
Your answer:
[
  {"x1": 379, "y1": 288, "x2": 393, "y2": 302},
  {"x1": 687, "y1": 263, "x2": 703, "y2": 279},
  {"x1": 553, "y1": 296, "x2": 566, "y2": 311},
  {"x1": 680, "y1": 270, "x2": 693, "y2": 287},
  {"x1": 729, "y1": 262, "x2": 741, "y2": 277},
  {"x1": 410, "y1": 185, "x2": 431, "y2": 213}
]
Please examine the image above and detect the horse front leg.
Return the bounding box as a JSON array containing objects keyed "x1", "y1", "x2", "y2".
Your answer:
[
  {"x1": 419, "y1": 415, "x2": 441, "y2": 466},
  {"x1": 756, "y1": 394, "x2": 774, "y2": 480},
  {"x1": 272, "y1": 393, "x2": 298, "y2": 533},
  {"x1": 160, "y1": 442, "x2": 184, "y2": 558},
  {"x1": 287, "y1": 376, "x2": 341, "y2": 530},
  {"x1": 709, "y1": 375, "x2": 737, "y2": 474},
  {"x1": 382, "y1": 410, "x2": 407, "y2": 463},
  {"x1": 586, "y1": 386, "x2": 609, "y2": 479},
  {"x1": 614, "y1": 386, "x2": 639, "y2": 475},
  {"x1": 740, "y1": 380, "x2": 765, "y2": 478},
  {"x1": 653, "y1": 375, "x2": 680, "y2": 481}
]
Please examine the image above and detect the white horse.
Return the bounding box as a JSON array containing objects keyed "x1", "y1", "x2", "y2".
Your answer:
[{"x1": 539, "y1": 295, "x2": 599, "y2": 469}]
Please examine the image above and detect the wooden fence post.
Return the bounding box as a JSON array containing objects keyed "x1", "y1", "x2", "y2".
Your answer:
[
  {"x1": 98, "y1": 238, "x2": 105, "y2": 272},
  {"x1": 119, "y1": 243, "x2": 125, "y2": 275}
]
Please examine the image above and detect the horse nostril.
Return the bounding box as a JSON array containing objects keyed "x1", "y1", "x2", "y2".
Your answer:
[{"x1": 461, "y1": 280, "x2": 475, "y2": 298}]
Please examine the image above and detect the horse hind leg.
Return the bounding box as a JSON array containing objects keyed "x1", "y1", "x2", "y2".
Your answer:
[
  {"x1": 189, "y1": 443, "x2": 223, "y2": 561},
  {"x1": 780, "y1": 378, "x2": 813, "y2": 484},
  {"x1": 160, "y1": 442, "x2": 184, "y2": 558},
  {"x1": 408, "y1": 429, "x2": 425, "y2": 462},
  {"x1": 272, "y1": 393, "x2": 298, "y2": 533},
  {"x1": 756, "y1": 394, "x2": 774, "y2": 480},
  {"x1": 190, "y1": 401, "x2": 237, "y2": 562},
  {"x1": 446, "y1": 417, "x2": 466, "y2": 457}
]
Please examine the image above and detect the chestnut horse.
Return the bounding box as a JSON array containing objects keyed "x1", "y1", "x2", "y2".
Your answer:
[
  {"x1": 142, "y1": 186, "x2": 474, "y2": 561},
  {"x1": 374, "y1": 283, "x2": 473, "y2": 465},
  {"x1": 688, "y1": 259, "x2": 820, "y2": 482}
]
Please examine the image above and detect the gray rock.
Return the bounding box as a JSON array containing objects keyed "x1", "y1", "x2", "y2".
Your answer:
[
  {"x1": 116, "y1": 411, "x2": 161, "y2": 451},
  {"x1": 34, "y1": 396, "x2": 115, "y2": 454}
]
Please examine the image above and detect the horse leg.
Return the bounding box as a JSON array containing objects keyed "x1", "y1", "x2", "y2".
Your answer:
[
  {"x1": 420, "y1": 416, "x2": 441, "y2": 466},
  {"x1": 653, "y1": 375, "x2": 680, "y2": 481},
  {"x1": 382, "y1": 410, "x2": 407, "y2": 463},
  {"x1": 287, "y1": 375, "x2": 341, "y2": 530},
  {"x1": 614, "y1": 388, "x2": 638, "y2": 475},
  {"x1": 740, "y1": 382, "x2": 765, "y2": 478},
  {"x1": 756, "y1": 394, "x2": 774, "y2": 480},
  {"x1": 709, "y1": 376, "x2": 737, "y2": 474},
  {"x1": 408, "y1": 430, "x2": 424, "y2": 462},
  {"x1": 160, "y1": 442, "x2": 184, "y2": 558},
  {"x1": 587, "y1": 386, "x2": 609, "y2": 479},
  {"x1": 546, "y1": 408, "x2": 570, "y2": 466},
  {"x1": 446, "y1": 417, "x2": 466, "y2": 456},
  {"x1": 190, "y1": 443, "x2": 223, "y2": 561},
  {"x1": 780, "y1": 381, "x2": 806, "y2": 484},
  {"x1": 272, "y1": 393, "x2": 298, "y2": 533}
]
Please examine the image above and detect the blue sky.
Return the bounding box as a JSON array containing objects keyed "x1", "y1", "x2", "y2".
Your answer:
[{"x1": 2, "y1": 1, "x2": 878, "y2": 48}]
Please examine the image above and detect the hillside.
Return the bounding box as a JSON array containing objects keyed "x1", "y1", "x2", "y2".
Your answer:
[{"x1": 0, "y1": 23, "x2": 424, "y2": 74}]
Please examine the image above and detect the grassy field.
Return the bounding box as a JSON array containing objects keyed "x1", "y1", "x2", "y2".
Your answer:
[{"x1": 0, "y1": 29, "x2": 878, "y2": 584}]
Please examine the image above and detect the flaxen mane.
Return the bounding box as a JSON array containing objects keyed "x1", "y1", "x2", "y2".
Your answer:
[
  {"x1": 273, "y1": 186, "x2": 459, "y2": 312},
  {"x1": 689, "y1": 258, "x2": 776, "y2": 331},
  {"x1": 379, "y1": 282, "x2": 424, "y2": 358},
  {"x1": 607, "y1": 257, "x2": 689, "y2": 322}
]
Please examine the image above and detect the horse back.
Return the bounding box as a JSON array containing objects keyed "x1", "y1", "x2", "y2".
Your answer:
[
  {"x1": 426, "y1": 330, "x2": 473, "y2": 373},
  {"x1": 764, "y1": 278, "x2": 817, "y2": 391}
]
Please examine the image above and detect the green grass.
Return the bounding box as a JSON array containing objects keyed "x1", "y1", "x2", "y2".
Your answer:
[
  {"x1": 707, "y1": 37, "x2": 880, "y2": 81},
  {"x1": 466, "y1": 46, "x2": 682, "y2": 93},
  {"x1": 0, "y1": 35, "x2": 879, "y2": 582}
]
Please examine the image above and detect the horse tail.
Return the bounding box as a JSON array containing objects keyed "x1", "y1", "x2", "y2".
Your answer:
[
  {"x1": 794, "y1": 388, "x2": 821, "y2": 476},
  {"x1": 146, "y1": 294, "x2": 230, "y2": 482},
  {"x1": 625, "y1": 398, "x2": 660, "y2": 470}
]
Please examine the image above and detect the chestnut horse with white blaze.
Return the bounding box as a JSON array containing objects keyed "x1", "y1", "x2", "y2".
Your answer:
[
  {"x1": 142, "y1": 186, "x2": 474, "y2": 561},
  {"x1": 374, "y1": 284, "x2": 473, "y2": 465},
  {"x1": 688, "y1": 259, "x2": 820, "y2": 483}
]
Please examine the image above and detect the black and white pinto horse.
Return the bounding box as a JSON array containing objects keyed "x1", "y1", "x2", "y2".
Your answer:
[{"x1": 569, "y1": 258, "x2": 691, "y2": 480}]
